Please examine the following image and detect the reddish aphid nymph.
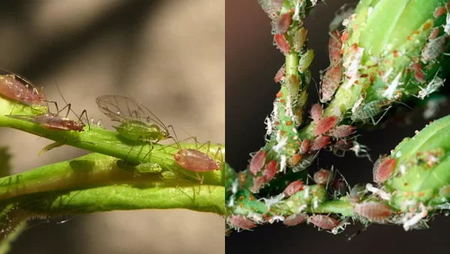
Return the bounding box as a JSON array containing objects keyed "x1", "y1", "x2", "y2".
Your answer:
[
  {"x1": 310, "y1": 104, "x2": 323, "y2": 122},
  {"x1": 311, "y1": 136, "x2": 331, "y2": 151},
  {"x1": 283, "y1": 213, "x2": 307, "y2": 227},
  {"x1": 174, "y1": 149, "x2": 219, "y2": 172},
  {"x1": 228, "y1": 215, "x2": 257, "y2": 230},
  {"x1": 274, "y1": 65, "x2": 286, "y2": 83},
  {"x1": 273, "y1": 11, "x2": 292, "y2": 34},
  {"x1": 263, "y1": 160, "x2": 278, "y2": 181},
  {"x1": 314, "y1": 169, "x2": 331, "y2": 185},
  {"x1": 331, "y1": 125, "x2": 355, "y2": 138},
  {"x1": 249, "y1": 150, "x2": 267, "y2": 175},
  {"x1": 354, "y1": 202, "x2": 393, "y2": 223},
  {"x1": 34, "y1": 114, "x2": 84, "y2": 131},
  {"x1": 373, "y1": 156, "x2": 396, "y2": 184},
  {"x1": 308, "y1": 215, "x2": 340, "y2": 230},
  {"x1": 274, "y1": 33, "x2": 290, "y2": 54},
  {"x1": 283, "y1": 180, "x2": 304, "y2": 197},
  {"x1": 314, "y1": 116, "x2": 338, "y2": 136},
  {"x1": 0, "y1": 74, "x2": 45, "y2": 105}
]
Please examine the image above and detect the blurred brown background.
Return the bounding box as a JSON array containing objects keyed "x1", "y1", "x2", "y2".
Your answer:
[
  {"x1": 226, "y1": 0, "x2": 450, "y2": 253},
  {"x1": 0, "y1": 0, "x2": 224, "y2": 253}
]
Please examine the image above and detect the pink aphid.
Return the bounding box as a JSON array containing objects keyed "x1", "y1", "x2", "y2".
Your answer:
[
  {"x1": 274, "y1": 65, "x2": 286, "y2": 83},
  {"x1": 308, "y1": 215, "x2": 340, "y2": 230},
  {"x1": 334, "y1": 139, "x2": 353, "y2": 151},
  {"x1": 299, "y1": 139, "x2": 311, "y2": 154},
  {"x1": 283, "y1": 180, "x2": 304, "y2": 197},
  {"x1": 34, "y1": 114, "x2": 84, "y2": 131},
  {"x1": 283, "y1": 213, "x2": 307, "y2": 227},
  {"x1": 314, "y1": 116, "x2": 338, "y2": 136},
  {"x1": 249, "y1": 150, "x2": 267, "y2": 175},
  {"x1": 373, "y1": 156, "x2": 396, "y2": 184},
  {"x1": 274, "y1": 33, "x2": 290, "y2": 54},
  {"x1": 411, "y1": 63, "x2": 426, "y2": 83},
  {"x1": 354, "y1": 202, "x2": 393, "y2": 223},
  {"x1": 434, "y1": 6, "x2": 447, "y2": 18},
  {"x1": 263, "y1": 160, "x2": 278, "y2": 181},
  {"x1": 0, "y1": 74, "x2": 45, "y2": 105},
  {"x1": 273, "y1": 11, "x2": 292, "y2": 34},
  {"x1": 174, "y1": 149, "x2": 219, "y2": 172},
  {"x1": 310, "y1": 103, "x2": 323, "y2": 122},
  {"x1": 429, "y1": 27, "x2": 441, "y2": 40},
  {"x1": 313, "y1": 169, "x2": 331, "y2": 185},
  {"x1": 311, "y1": 136, "x2": 331, "y2": 151},
  {"x1": 331, "y1": 125, "x2": 355, "y2": 138},
  {"x1": 228, "y1": 215, "x2": 257, "y2": 230},
  {"x1": 320, "y1": 64, "x2": 342, "y2": 103},
  {"x1": 328, "y1": 30, "x2": 342, "y2": 65}
]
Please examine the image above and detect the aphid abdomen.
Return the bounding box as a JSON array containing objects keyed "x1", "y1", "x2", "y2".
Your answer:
[
  {"x1": 354, "y1": 202, "x2": 393, "y2": 223},
  {"x1": 115, "y1": 121, "x2": 165, "y2": 143},
  {"x1": 174, "y1": 149, "x2": 219, "y2": 172},
  {"x1": 0, "y1": 74, "x2": 44, "y2": 105}
]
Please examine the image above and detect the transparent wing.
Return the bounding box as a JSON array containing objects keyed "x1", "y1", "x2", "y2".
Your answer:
[{"x1": 96, "y1": 95, "x2": 168, "y2": 130}]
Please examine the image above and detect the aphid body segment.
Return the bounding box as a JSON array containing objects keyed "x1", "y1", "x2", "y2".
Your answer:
[
  {"x1": 96, "y1": 95, "x2": 171, "y2": 144},
  {"x1": 283, "y1": 180, "x2": 304, "y2": 197},
  {"x1": 0, "y1": 74, "x2": 45, "y2": 106},
  {"x1": 34, "y1": 114, "x2": 85, "y2": 131},
  {"x1": 174, "y1": 149, "x2": 219, "y2": 172},
  {"x1": 314, "y1": 169, "x2": 331, "y2": 185}
]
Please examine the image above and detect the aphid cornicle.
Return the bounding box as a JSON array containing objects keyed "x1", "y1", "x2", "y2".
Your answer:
[
  {"x1": 174, "y1": 149, "x2": 219, "y2": 172},
  {"x1": 0, "y1": 73, "x2": 45, "y2": 105},
  {"x1": 96, "y1": 95, "x2": 172, "y2": 144}
]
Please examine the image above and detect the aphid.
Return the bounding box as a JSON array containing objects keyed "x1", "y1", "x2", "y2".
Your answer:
[
  {"x1": 174, "y1": 149, "x2": 219, "y2": 172},
  {"x1": 353, "y1": 202, "x2": 393, "y2": 223},
  {"x1": 249, "y1": 150, "x2": 267, "y2": 175},
  {"x1": 373, "y1": 156, "x2": 396, "y2": 184},
  {"x1": 274, "y1": 33, "x2": 290, "y2": 54},
  {"x1": 300, "y1": 139, "x2": 311, "y2": 154},
  {"x1": 314, "y1": 116, "x2": 338, "y2": 136},
  {"x1": 434, "y1": 6, "x2": 447, "y2": 18},
  {"x1": 411, "y1": 62, "x2": 426, "y2": 83},
  {"x1": 320, "y1": 64, "x2": 342, "y2": 103},
  {"x1": 33, "y1": 114, "x2": 85, "y2": 131},
  {"x1": 331, "y1": 125, "x2": 355, "y2": 138},
  {"x1": 351, "y1": 100, "x2": 387, "y2": 125},
  {"x1": 310, "y1": 104, "x2": 323, "y2": 122},
  {"x1": 421, "y1": 35, "x2": 447, "y2": 63},
  {"x1": 96, "y1": 95, "x2": 173, "y2": 144},
  {"x1": 263, "y1": 160, "x2": 278, "y2": 181},
  {"x1": 308, "y1": 215, "x2": 340, "y2": 230},
  {"x1": 311, "y1": 136, "x2": 330, "y2": 151},
  {"x1": 314, "y1": 169, "x2": 331, "y2": 185},
  {"x1": 0, "y1": 73, "x2": 45, "y2": 105},
  {"x1": 228, "y1": 215, "x2": 257, "y2": 230},
  {"x1": 274, "y1": 65, "x2": 285, "y2": 83},
  {"x1": 283, "y1": 180, "x2": 304, "y2": 197},
  {"x1": 298, "y1": 49, "x2": 314, "y2": 73},
  {"x1": 428, "y1": 27, "x2": 440, "y2": 40},
  {"x1": 292, "y1": 27, "x2": 308, "y2": 52},
  {"x1": 283, "y1": 213, "x2": 306, "y2": 227},
  {"x1": 417, "y1": 76, "x2": 445, "y2": 99},
  {"x1": 272, "y1": 11, "x2": 292, "y2": 34},
  {"x1": 328, "y1": 30, "x2": 342, "y2": 65}
]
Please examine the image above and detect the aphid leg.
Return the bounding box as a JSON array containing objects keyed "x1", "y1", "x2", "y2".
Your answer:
[
  {"x1": 142, "y1": 142, "x2": 155, "y2": 162},
  {"x1": 370, "y1": 106, "x2": 391, "y2": 125},
  {"x1": 78, "y1": 109, "x2": 90, "y2": 130},
  {"x1": 166, "y1": 124, "x2": 180, "y2": 148},
  {"x1": 44, "y1": 100, "x2": 59, "y2": 114}
]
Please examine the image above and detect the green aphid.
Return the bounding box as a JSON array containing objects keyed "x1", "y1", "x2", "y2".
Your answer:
[{"x1": 96, "y1": 95, "x2": 173, "y2": 144}]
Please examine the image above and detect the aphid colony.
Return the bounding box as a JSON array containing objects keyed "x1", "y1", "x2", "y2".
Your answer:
[{"x1": 0, "y1": 72, "x2": 221, "y2": 175}]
